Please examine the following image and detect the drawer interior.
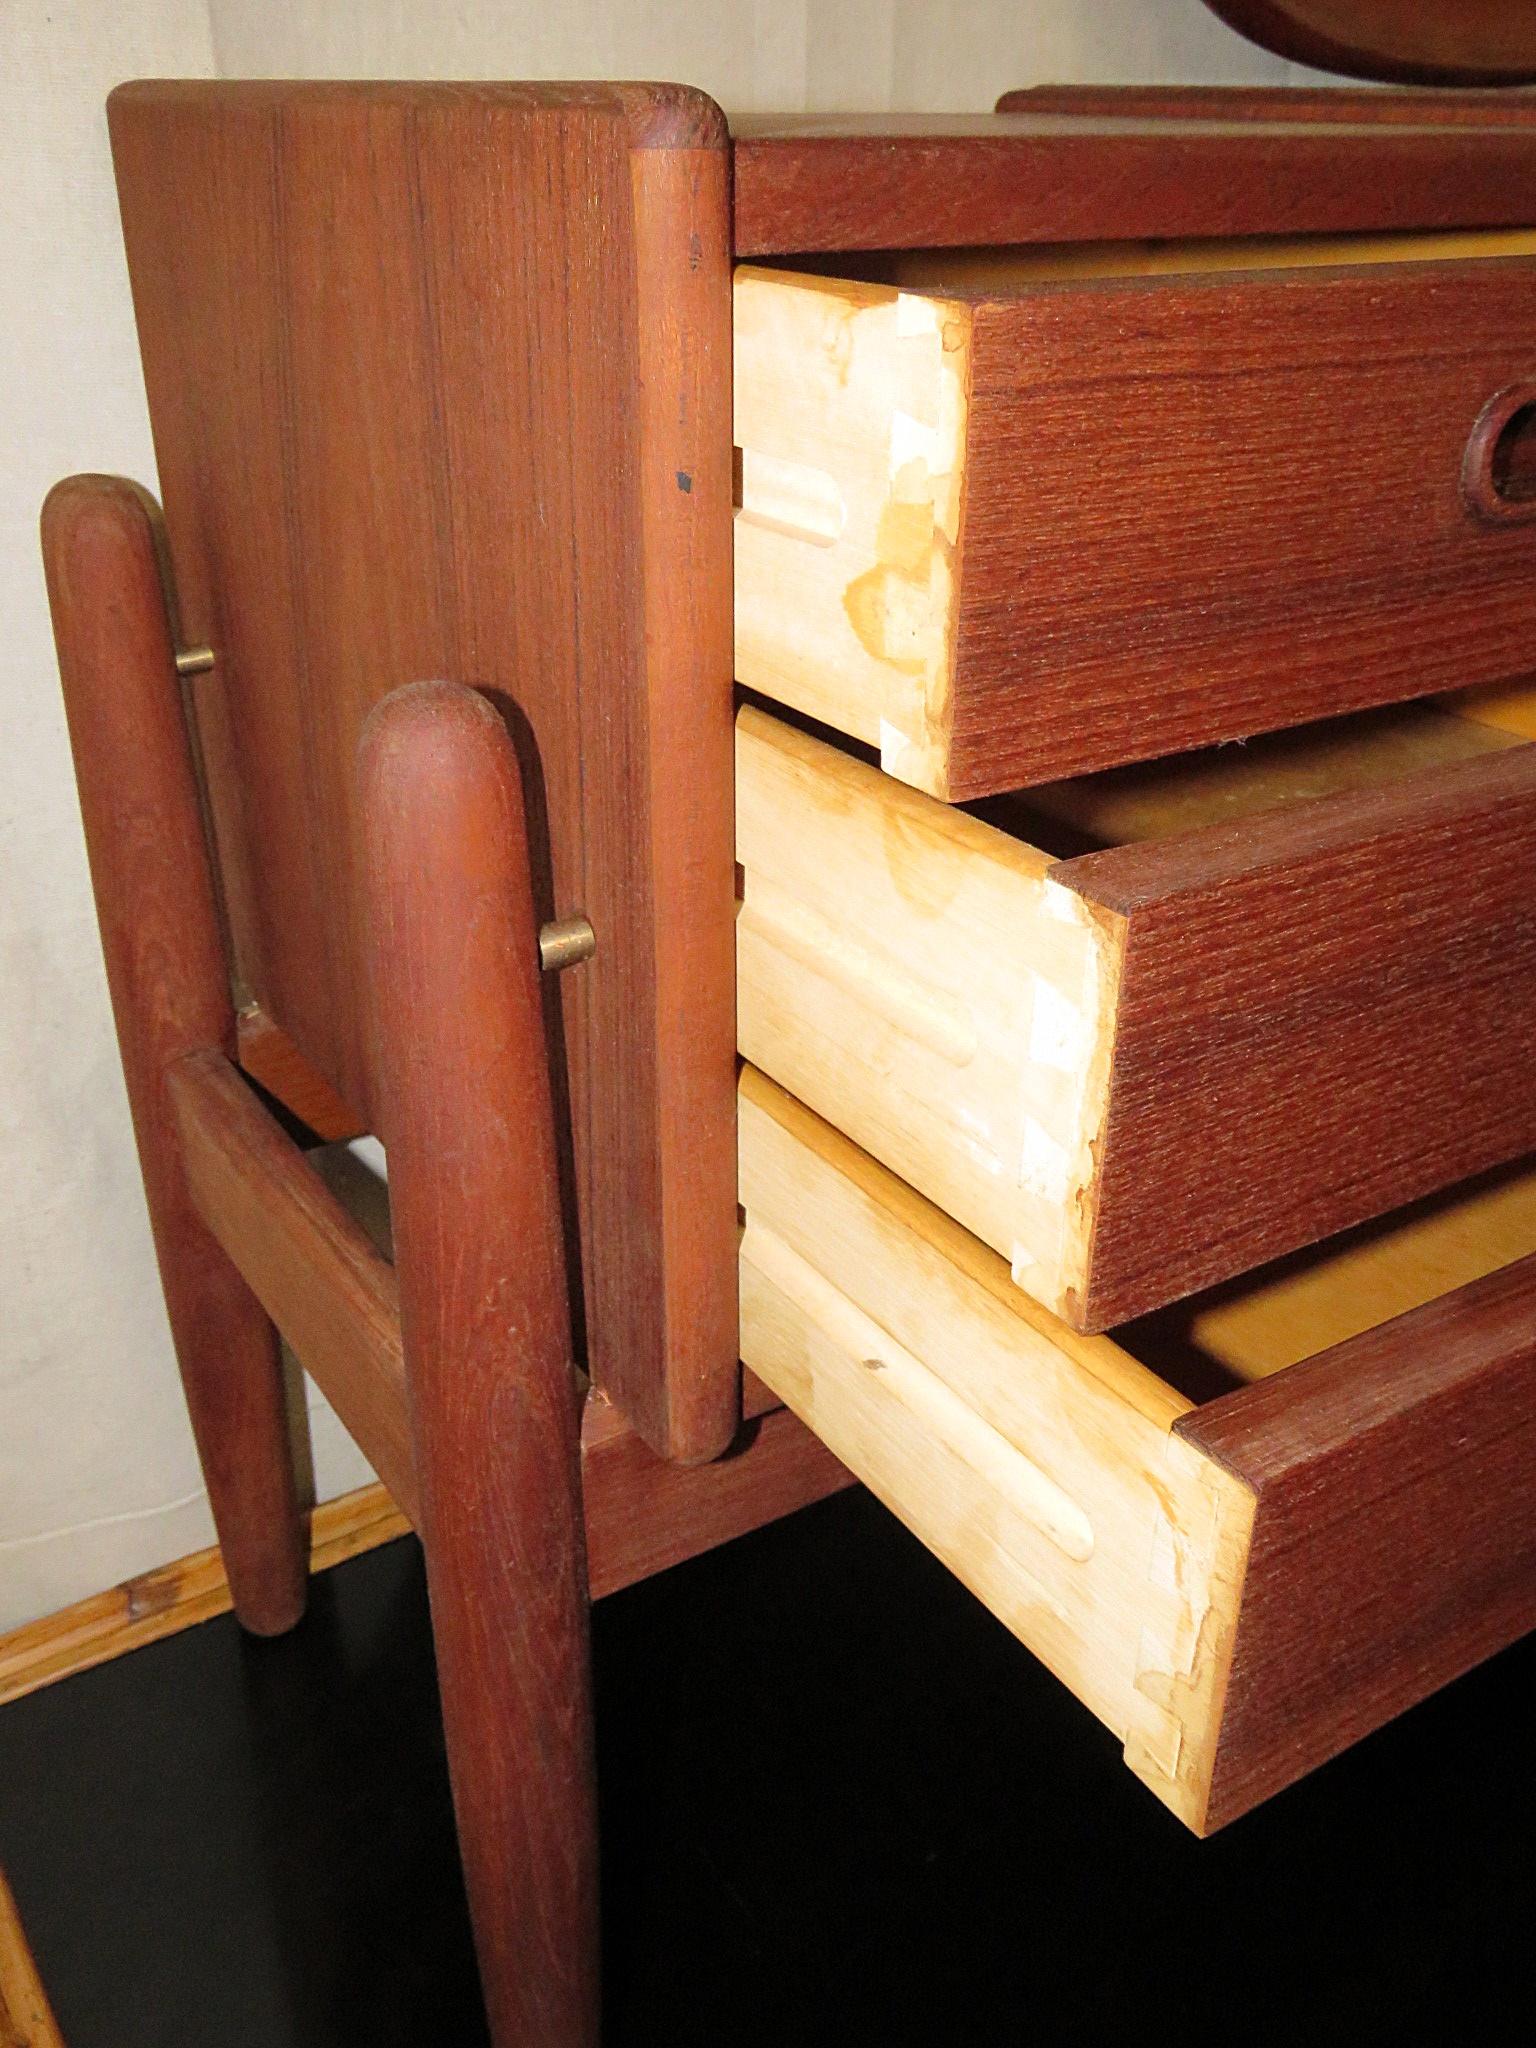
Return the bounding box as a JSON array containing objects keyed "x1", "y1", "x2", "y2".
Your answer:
[
  {"x1": 1122, "y1": 1153, "x2": 1536, "y2": 1401},
  {"x1": 738, "y1": 695, "x2": 1536, "y2": 1328},
  {"x1": 739, "y1": 1062, "x2": 1536, "y2": 1835},
  {"x1": 970, "y1": 693, "x2": 1525, "y2": 858},
  {"x1": 778, "y1": 224, "x2": 1536, "y2": 291}
]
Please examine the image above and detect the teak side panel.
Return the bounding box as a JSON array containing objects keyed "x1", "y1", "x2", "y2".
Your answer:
[
  {"x1": 1059, "y1": 744, "x2": 1536, "y2": 1328},
  {"x1": 108, "y1": 82, "x2": 737, "y2": 1461},
  {"x1": 1176, "y1": 1253, "x2": 1536, "y2": 1832},
  {"x1": 948, "y1": 260, "x2": 1536, "y2": 794},
  {"x1": 730, "y1": 111, "x2": 1536, "y2": 256}
]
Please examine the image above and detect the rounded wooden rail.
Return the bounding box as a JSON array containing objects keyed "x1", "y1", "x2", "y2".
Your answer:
[{"x1": 41, "y1": 475, "x2": 307, "y2": 1637}]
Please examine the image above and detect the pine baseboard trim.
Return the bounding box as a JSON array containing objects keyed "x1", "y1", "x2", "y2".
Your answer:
[{"x1": 0, "y1": 1483, "x2": 410, "y2": 1708}]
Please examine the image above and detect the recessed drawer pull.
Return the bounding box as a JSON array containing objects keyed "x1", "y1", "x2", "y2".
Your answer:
[
  {"x1": 1463, "y1": 383, "x2": 1536, "y2": 522},
  {"x1": 735, "y1": 448, "x2": 846, "y2": 546}
]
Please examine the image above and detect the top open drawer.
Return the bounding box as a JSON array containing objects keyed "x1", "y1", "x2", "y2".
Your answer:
[{"x1": 735, "y1": 234, "x2": 1536, "y2": 797}]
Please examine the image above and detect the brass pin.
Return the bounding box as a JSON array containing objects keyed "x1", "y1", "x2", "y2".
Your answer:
[
  {"x1": 175, "y1": 645, "x2": 215, "y2": 677},
  {"x1": 538, "y1": 915, "x2": 596, "y2": 973}
]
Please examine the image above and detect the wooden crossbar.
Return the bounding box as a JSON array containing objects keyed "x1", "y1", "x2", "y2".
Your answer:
[
  {"x1": 170, "y1": 1049, "x2": 420, "y2": 1523},
  {"x1": 169, "y1": 1049, "x2": 853, "y2": 1606}
]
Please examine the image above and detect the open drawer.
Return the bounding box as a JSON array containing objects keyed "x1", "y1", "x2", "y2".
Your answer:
[
  {"x1": 739, "y1": 1064, "x2": 1536, "y2": 1834},
  {"x1": 734, "y1": 231, "x2": 1536, "y2": 798},
  {"x1": 737, "y1": 697, "x2": 1536, "y2": 1330}
]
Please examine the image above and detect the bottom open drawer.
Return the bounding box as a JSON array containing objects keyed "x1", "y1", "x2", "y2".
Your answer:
[{"x1": 738, "y1": 1065, "x2": 1536, "y2": 1834}]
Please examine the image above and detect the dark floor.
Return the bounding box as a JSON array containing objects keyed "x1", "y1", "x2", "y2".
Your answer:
[{"x1": 2, "y1": 1486, "x2": 1533, "y2": 2046}]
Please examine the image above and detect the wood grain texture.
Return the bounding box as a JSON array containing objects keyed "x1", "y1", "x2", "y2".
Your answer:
[
  {"x1": 740, "y1": 701, "x2": 1536, "y2": 1330},
  {"x1": 738, "y1": 1066, "x2": 1253, "y2": 1831},
  {"x1": 735, "y1": 705, "x2": 1122, "y2": 1323},
  {"x1": 109, "y1": 79, "x2": 737, "y2": 1463},
  {"x1": 40, "y1": 476, "x2": 306, "y2": 1638},
  {"x1": 582, "y1": 1394, "x2": 854, "y2": 1600},
  {"x1": 0, "y1": 1485, "x2": 411, "y2": 1709},
  {"x1": 730, "y1": 110, "x2": 1536, "y2": 256},
  {"x1": 1057, "y1": 742, "x2": 1536, "y2": 1328},
  {"x1": 236, "y1": 1004, "x2": 365, "y2": 1141},
  {"x1": 1175, "y1": 1252, "x2": 1536, "y2": 1832},
  {"x1": 949, "y1": 256, "x2": 1536, "y2": 791},
  {"x1": 0, "y1": 1868, "x2": 63, "y2": 2048},
  {"x1": 621, "y1": 130, "x2": 739, "y2": 1458},
  {"x1": 735, "y1": 257, "x2": 1536, "y2": 794},
  {"x1": 1000, "y1": 83, "x2": 1536, "y2": 123},
  {"x1": 1196, "y1": 0, "x2": 1536, "y2": 87},
  {"x1": 362, "y1": 682, "x2": 597, "y2": 2048},
  {"x1": 169, "y1": 1049, "x2": 418, "y2": 1526}
]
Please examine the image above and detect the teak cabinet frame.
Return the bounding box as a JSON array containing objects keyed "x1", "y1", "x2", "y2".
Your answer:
[{"x1": 42, "y1": 81, "x2": 1536, "y2": 2044}]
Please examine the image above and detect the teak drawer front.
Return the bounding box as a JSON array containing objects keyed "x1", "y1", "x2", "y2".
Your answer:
[
  {"x1": 739, "y1": 1067, "x2": 1536, "y2": 1834},
  {"x1": 735, "y1": 254, "x2": 1536, "y2": 798},
  {"x1": 736, "y1": 704, "x2": 1536, "y2": 1329}
]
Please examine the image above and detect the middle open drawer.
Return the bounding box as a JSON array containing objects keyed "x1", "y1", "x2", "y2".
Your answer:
[{"x1": 737, "y1": 698, "x2": 1536, "y2": 1330}]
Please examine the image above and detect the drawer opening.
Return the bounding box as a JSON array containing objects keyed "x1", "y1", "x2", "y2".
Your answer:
[
  {"x1": 968, "y1": 695, "x2": 1527, "y2": 861},
  {"x1": 767, "y1": 224, "x2": 1536, "y2": 295},
  {"x1": 738, "y1": 696, "x2": 1536, "y2": 1331},
  {"x1": 740, "y1": 1064, "x2": 1536, "y2": 1837},
  {"x1": 1118, "y1": 1151, "x2": 1536, "y2": 1405}
]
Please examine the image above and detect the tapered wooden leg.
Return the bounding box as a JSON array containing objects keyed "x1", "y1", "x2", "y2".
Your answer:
[
  {"x1": 1, "y1": 1865, "x2": 63, "y2": 2048},
  {"x1": 41, "y1": 476, "x2": 307, "y2": 1637},
  {"x1": 361, "y1": 683, "x2": 599, "y2": 2048}
]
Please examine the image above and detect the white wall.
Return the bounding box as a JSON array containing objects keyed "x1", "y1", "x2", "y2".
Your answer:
[
  {"x1": 206, "y1": 0, "x2": 1292, "y2": 109},
  {"x1": 0, "y1": 0, "x2": 1292, "y2": 1634},
  {"x1": 0, "y1": 2, "x2": 221, "y2": 1631}
]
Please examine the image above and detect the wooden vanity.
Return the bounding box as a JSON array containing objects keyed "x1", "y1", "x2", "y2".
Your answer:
[{"x1": 45, "y1": 75, "x2": 1536, "y2": 2046}]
